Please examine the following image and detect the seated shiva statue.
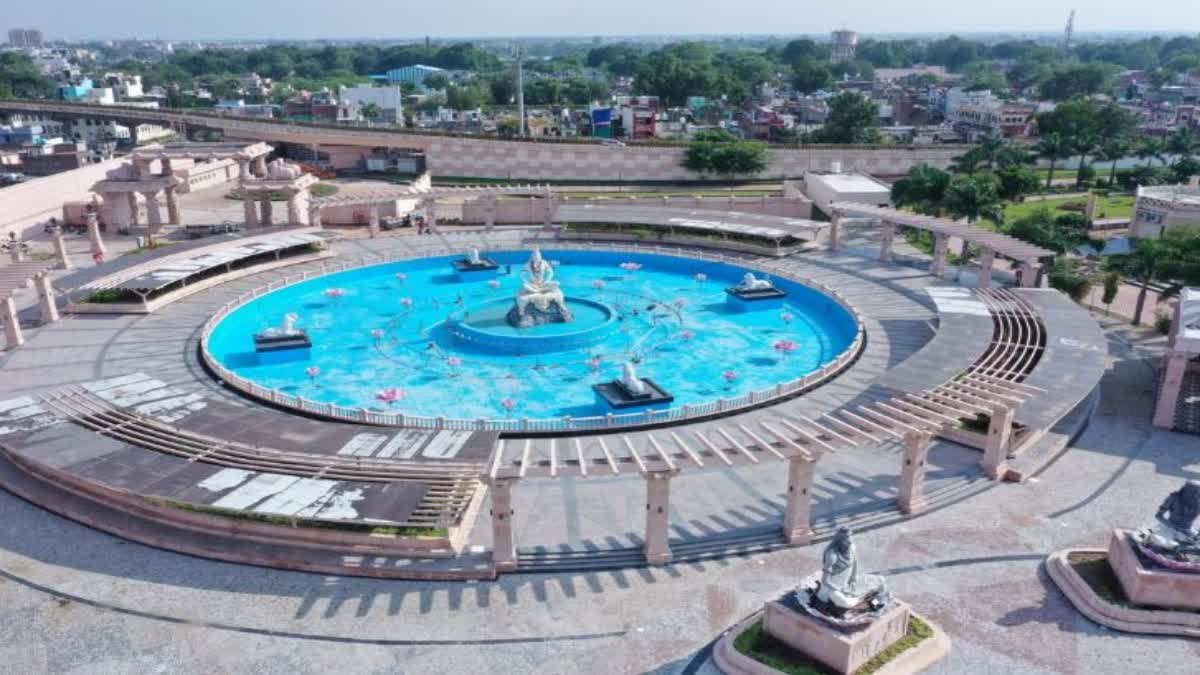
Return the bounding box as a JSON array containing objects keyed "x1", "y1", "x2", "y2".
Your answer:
[
  {"x1": 1132, "y1": 480, "x2": 1200, "y2": 568},
  {"x1": 735, "y1": 272, "x2": 774, "y2": 292},
  {"x1": 507, "y1": 247, "x2": 573, "y2": 328},
  {"x1": 795, "y1": 527, "x2": 893, "y2": 626}
]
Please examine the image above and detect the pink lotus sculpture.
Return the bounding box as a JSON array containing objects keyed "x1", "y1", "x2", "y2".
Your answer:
[
  {"x1": 679, "y1": 329, "x2": 695, "y2": 341},
  {"x1": 780, "y1": 312, "x2": 794, "y2": 324},
  {"x1": 587, "y1": 355, "x2": 602, "y2": 371},
  {"x1": 591, "y1": 279, "x2": 606, "y2": 290},
  {"x1": 305, "y1": 366, "x2": 320, "y2": 382},
  {"x1": 672, "y1": 298, "x2": 687, "y2": 309},
  {"x1": 694, "y1": 273, "x2": 707, "y2": 283},
  {"x1": 395, "y1": 272, "x2": 407, "y2": 283},
  {"x1": 322, "y1": 288, "x2": 345, "y2": 301},
  {"x1": 774, "y1": 339, "x2": 798, "y2": 355},
  {"x1": 619, "y1": 262, "x2": 642, "y2": 273},
  {"x1": 446, "y1": 356, "x2": 462, "y2": 368},
  {"x1": 722, "y1": 370, "x2": 737, "y2": 383},
  {"x1": 399, "y1": 297, "x2": 413, "y2": 308},
  {"x1": 370, "y1": 328, "x2": 385, "y2": 343},
  {"x1": 487, "y1": 279, "x2": 500, "y2": 290},
  {"x1": 500, "y1": 398, "x2": 517, "y2": 415},
  {"x1": 376, "y1": 388, "x2": 406, "y2": 406}
]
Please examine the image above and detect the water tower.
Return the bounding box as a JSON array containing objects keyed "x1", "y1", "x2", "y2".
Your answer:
[{"x1": 830, "y1": 29, "x2": 858, "y2": 62}]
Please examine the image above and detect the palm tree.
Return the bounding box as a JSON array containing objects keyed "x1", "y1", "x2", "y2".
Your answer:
[
  {"x1": 976, "y1": 134, "x2": 1007, "y2": 170},
  {"x1": 1111, "y1": 226, "x2": 1200, "y2": 325},
  {"x1": 1167, "y1": 128, "x2": 1199, "y2": 164},
  {"x1": 1136, "y1": 137, "x2": 1167, "y2": 167},
  {"x1": 994, "y1": 143, "x2": 1033, "y2": 170},
  {"x1": 1035, "y1": 133, "x2": 1071, "y2": 188},
  {"x1": 890, "y1": 164, "x2": 951, "y2": 216},
  {"x1": 943, "y1": 174, "x2": 1003, "y2": 224},
  {"x1": 1094, "y1": 138, "x2": 1131, "y2": 186},
  {"x1": 950, "y1": 147, "x2": 984, "y2": 174},
  {"x1": 1073, "y1": 132, "x2": 1100, "y2": 187}
]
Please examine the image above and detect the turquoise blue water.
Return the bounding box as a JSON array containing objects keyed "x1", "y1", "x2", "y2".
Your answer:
[{"x1": 207, "y1": 250, "x2": 859, "y2": 421}]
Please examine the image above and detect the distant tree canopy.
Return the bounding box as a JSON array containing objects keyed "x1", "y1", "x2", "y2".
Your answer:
[
  {"x1": 806, "y1": 92, "x2": 880, "y2": 144},
  {"x1": 0, "y1": 53, "x2": 54, "y2": 99},
  {"x1": 682, "y1": 129, "x2": 770, "y2": 177}
]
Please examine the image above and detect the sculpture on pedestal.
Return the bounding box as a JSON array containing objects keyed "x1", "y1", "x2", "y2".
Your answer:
[
  {"x1": 619, "y1": 361, "x2": 648, "y2": 396},
  {"x1": 795, "y1": 528, "x2": 894, "y2": 628},
  {"x1": 735, "y1": 272, "x2": 775, "y2": 292},
  {"x1": 507, "y1": 247, "x2": 572, "y2": 328},
  {"x1": 1131, "y1": 480, "x2": 1200, "y2": 572}
]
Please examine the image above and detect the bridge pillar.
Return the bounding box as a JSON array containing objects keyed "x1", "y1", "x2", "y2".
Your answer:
[
  {"x1": 2, "y1": 296, "x2": 24, "y2": 350},
  {"x1": 487, "y1": 477, "x2": 519, "y2": 573},
  {"x1": 878, "y1": 219, "x2": 895, "y2": 263},
  {"x1": 982, "y1": 404, "x2": 1014, "y2": 480},
  {"x1": 165, "y1": 186, "x2": 182, "y2": 225},
  {"x1": 977, "y1": 248, "x2": 995, "y2": 289},
  {"x1": 34, "y1": 273, "x2": 59, "y2": 325},
  {"x1": 259, "y1": 198, "x2": 274, "y2": 227},
  {"x1": 782, "y1": 455, "x2": 817, "y2": 544},
  {"x1": 644, "y1": 470, "x2": 676, "y2": 565},
  {"x1": 242, "y1": 194, "x2": 259, "y2": 228},
  {"x1": 930, "y1": 232, "x2": 949, "y2": 277},
  {"x1": 897, "y1": 431, "x2": 931, "y2": 514}
]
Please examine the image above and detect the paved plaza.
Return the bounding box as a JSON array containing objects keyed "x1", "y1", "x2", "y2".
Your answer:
[{"x1": 0, "y1": 181, "x2": 1196, "y2": 673}]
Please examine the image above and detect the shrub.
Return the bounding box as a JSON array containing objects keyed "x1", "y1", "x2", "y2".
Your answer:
[
  {"x1": 1048, "y1": 259, "x2": 1093, "y2": 303},
  {"x1": 1154, "y1": 309, "x2": 1174, "y2": 335}
]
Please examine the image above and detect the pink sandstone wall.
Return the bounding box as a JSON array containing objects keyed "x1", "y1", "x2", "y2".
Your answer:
[
  {"x1": 460, "y1": 195, "x2": 813, "y2": 224},
  {"x1": 0, "y1": 157, "x2": 129, "y2": 238}
]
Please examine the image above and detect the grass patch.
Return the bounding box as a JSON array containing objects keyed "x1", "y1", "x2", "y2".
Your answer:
[
  {"x1": 226, "y1": 183, "x2": 338, "y2": 201},
  {"x1": 433, "y1": 175, "x2": 782, "y2": 187},
  {"x1": 1068, "y1": 552, "x2": 1128, "y2": 606},
  {"x1": 84, "y1": 288, "x2": 138, "y2": 304},
  {"x1": 733, "y1": 615, "x2": 933, "y2": 675},
  {"x1": 122, "y1": 241, "x2": 173, "y2": 257},
  {"x1": 959, "y1": 413, "x2": 991, "y2": 434},
  {"x1": 548, "y1": 190, "x2": 778, "y2": 199}
]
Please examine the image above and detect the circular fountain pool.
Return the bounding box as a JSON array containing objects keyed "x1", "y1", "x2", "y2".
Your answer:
[{"x1": 204, "y1": 249, "x2": 862, "y2": 428}]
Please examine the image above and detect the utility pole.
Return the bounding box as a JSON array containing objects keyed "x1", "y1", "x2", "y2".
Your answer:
[
  {"x1": 1064, "y1": 10, "x2": 1076, "y2": 52},
  {"x1": 514, "y1": 44, "x2": 527, "y2": 138}
]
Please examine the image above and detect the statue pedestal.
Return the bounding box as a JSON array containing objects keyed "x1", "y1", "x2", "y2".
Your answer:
[
  {"x1": 1109, "y1": 529, "x2": 1200, "y2": 610},
  {"x1": 725, "y1": 286, "x2": 787, "y2": 312},
  {"x1": 451, "y1": 257, "x2": 500, "y2": 279},
  {"x1": 253, "y1": 331, "x2": 312, "y2": 365},
  {"x1": 592, "y1": 378, "x2": 674, "y2": 414},
  {"x1": 763, "y1": 599, "x2": 911, "y2": 675}
]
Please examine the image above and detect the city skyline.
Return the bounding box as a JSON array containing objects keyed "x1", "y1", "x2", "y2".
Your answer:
[{"x1": 4, "y1": 0, "x2": 1198, "y2": 41}]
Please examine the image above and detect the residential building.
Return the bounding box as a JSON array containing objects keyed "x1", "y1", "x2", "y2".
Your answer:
[
  {"x1": 944, "y1": 89, "x2": 1036, "y2": 140},
  {"x1": 338, "y1": 85, "x2": 404, "y2": 124},
  {"x1": 800, "y1": 169, "x2": 892, "y2": 216},
  {"x1": 8, "y1": 28, "x2": 43, "y2": 49},
  {"x1": 615, "y1": 96, "x2": 658, "y2": 140},
  {"x1": 214, "y1": 100, "x2": 276, "y2": 119}
]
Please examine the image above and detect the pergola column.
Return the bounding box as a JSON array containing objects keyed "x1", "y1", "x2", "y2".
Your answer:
[
  {"x1": 50, "y1": 226, "x2": 72, "y2": 270},
  {"x1": 644, "y1": 470, "x2": 676, "y2": 565},
  {"x1": 286, "y1": 189, "x2": 308, "y2": 226},
  {"x1": 142, "y1": 191, "x2": 163, "y2": 234},
  {"x1": 1019, "y1": 261, "x2": 1039, "y2": 288},
  {"x1": 126, "y1": 192, "x2": 141, "y2": 227},
  {"x1": 2, "y1": 296, "x2": 24, "y2": 350},
  {"x1": 160, "y1": 158, "x2": 173, "y2": 177},
  {"x1": 86, "y1": 212, "x2": 106, "y2": 259},
  {"x1": 782, "y1": 455, "x2": 817, "y2": 544},
  {"x1": 828, "y1": 215, "x2": 841, "y2": 252},
  {"x1": 8, "y1": 236, "x2": 24, "y2": 263},
  {"x1": 368, "y1": 204, "x2": 381, "y2": 238},
  {"x1": 165, "y1": 185, "x2": 182, "y2": 225},
  {"x1": 954, "y1": 240, "x2": 970, "y2": 281},
  {"x1": 878, "y1": 220, "x2": 895, "y2": 263},
  {"x1": 930, "y1": 232, "x2": 950, "y2": 277},
  {"x1": 426, "y1": 203, "x2": 439, "y2": 233},
  {"x1": 253, "y1": 154, "x2": 268, "y2": 177},
  {"x1": 259, "y1": 198, "x2": 274, "y2": 227},
  {"x1": 977, "y1": 248, "x2": 995, "y2": 289},
  {"x1": 34, "y1": 273, "x2": 59, "y2": 325},
  {"x1": 308, "y1": 204, "x2": 323, "y2": 229},
  {"x1": 132, "y1": 158, "x2": 152, "y2": 179},
  {"x1": 897, "y1": 431, "x2": 931, "y2": 514},
  {"x1": 237, "y1": 158, "x2": 251, "y2": 180},
  {"x1": 542, "y1": 196, "x2": 554, "y2": 227},
  {"x1": 243, "y1": 193, "x2": 259, "y2": 228},
  {"x1": 487, "y1": 478, "x2": 519, "y2": 572},
  {"x1": 1153, "y1": 353, "x2": 1191, "y2": 429},
  {"x1": 982, "y1": 405, "x2": 1015, "y2": 480}
]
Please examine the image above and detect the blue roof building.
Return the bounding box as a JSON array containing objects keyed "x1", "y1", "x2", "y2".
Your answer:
[{"x1": 371, "y1": 65, "x2": 446, "y2": 90}]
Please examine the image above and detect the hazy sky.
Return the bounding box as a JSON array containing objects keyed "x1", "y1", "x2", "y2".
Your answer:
[{"x1": 6, "y1": 0, "x2": 1197, "y2": 40}]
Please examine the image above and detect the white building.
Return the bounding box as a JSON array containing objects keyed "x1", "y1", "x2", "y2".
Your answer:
[
  {"x1": 1132, "y1": 181, "x2": 1200, "y2": 239},
  {"x1": 800, "y1": 169, "x2": 892, "y2": 216},
  {"x1": 338, "y1": 85, "x2": 405, "y2": 124}
]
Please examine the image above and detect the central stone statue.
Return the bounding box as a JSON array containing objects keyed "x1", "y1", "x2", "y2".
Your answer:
[
  {"x1": 1131, "y1": 480, "x2": 1200, "y2": 570},
  {"x1": 795, "y1": 527, "x2": 894, "y2": 628},
  {"x1": 507, "y1": 247, "x2": 573, "y2": 328}
]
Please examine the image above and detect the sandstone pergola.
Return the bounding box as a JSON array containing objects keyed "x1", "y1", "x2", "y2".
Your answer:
[
  {"x1": 238, "y1": 159, "x2": 319, "y2": 228},
  {"x1": 0, "y1": 261, "x2": 60, "y2": 350},
  {"x1": 828, "y1": 202, "x2": 1055, "y2": 288},
  {"x1": 308, "y1": 183, "x2": 554, "y2": 235},
  {"x1": 1153, "y1": 287, "x2": 1200, "y2": 431},
  {"x1": 91, "y1": 174, "x2": 180, "y2": 236}
]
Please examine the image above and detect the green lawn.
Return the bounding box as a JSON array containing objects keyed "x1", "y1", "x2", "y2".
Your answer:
[{"x1": 980, "y1": 193, "x2": 1134, "y2": 229}]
